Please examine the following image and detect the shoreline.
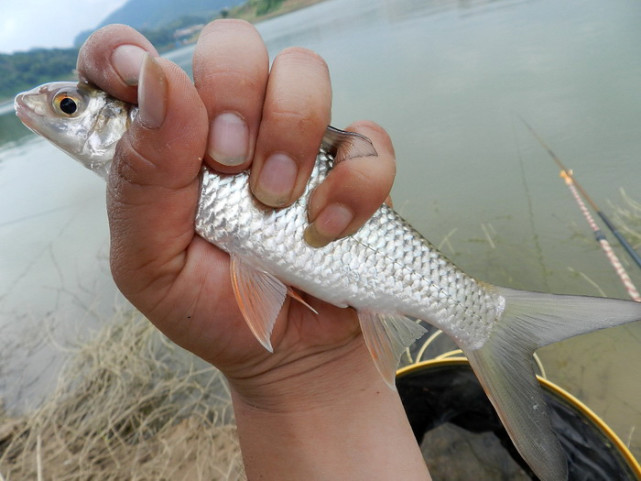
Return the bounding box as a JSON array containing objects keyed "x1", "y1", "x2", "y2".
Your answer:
[
  {"x1": 0, "y1": 311, "x2": 244, "y2": 479},
  {"x1": 230, "y1": 0, "x2": 330, "y2": 24},
  {"x1": 0, "y1": 0, "x2": 330, "y2": 104},
  {"x1": 0, "y1": 100, "x2": 14, "y2": 116}
]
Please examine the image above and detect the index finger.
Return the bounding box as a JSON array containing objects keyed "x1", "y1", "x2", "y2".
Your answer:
[{"x1": 76, "y1": 24, "x2": 158, "y2": 104}]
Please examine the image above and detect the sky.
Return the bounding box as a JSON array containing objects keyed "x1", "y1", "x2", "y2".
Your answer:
[{"x1": 1, "y1": 0, "x2": 129, "y2": 53}]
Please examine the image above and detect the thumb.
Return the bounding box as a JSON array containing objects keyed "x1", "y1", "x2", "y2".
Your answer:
[{"x1": 107, "y1": 54, "x2": 208, "y2": 307}]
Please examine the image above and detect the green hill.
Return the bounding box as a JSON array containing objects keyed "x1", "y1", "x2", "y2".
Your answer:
[
  {"x1": 0, "y1": 49, "x2": 77, "y2": 100},
  {"x1": 74, "y1": 0, "x2": 245, "y2": 47},
  {"x1": 0, "y1": 0, "x2": 321, "y2": 102}
]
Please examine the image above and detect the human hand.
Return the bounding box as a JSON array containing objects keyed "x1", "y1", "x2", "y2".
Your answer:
[
  {"x1": 77, "y1": 20, "x2": 397, "y2": 406},
  {"x1": 78, "y1": 20, "x2": 431, "y2": 480}
]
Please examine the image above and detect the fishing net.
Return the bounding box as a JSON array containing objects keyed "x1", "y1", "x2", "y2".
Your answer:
[{"x1": 397, "y1": 358, "x2": 641, "y2": 480}]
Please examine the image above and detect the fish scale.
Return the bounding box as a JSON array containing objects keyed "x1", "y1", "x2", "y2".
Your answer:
[{"x1": 195, "y1": 148, "x2": 500, "y2": 350}]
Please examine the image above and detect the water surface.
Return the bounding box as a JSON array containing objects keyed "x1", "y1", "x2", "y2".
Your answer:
[{"x1": 2, "y1": 0, "x2": 640, "y2": 458}]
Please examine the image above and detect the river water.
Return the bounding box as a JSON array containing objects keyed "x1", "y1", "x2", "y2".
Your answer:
[{"x1": 1, "y1": 0, "x2": 640, "y2": 459}]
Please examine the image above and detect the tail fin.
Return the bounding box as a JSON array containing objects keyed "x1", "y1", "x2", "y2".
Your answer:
[{"x1": 465, "y1": 287, "x2": 641, "y2": 481}]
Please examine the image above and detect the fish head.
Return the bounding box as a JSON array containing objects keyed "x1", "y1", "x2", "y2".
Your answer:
[{"x1": 14, "y1": 82, "x2": 132, "y2": 178}]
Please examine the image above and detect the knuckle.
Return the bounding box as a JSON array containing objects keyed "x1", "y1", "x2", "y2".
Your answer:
[
  {"x1": 113, "y1": 134, "x2": 159, "y2": 188},
  {"x1": 266, "y1": 105, "x2": 322, "y2": 132},
  {"x1": 347, "y1": 172, "x2": 382, "y2": 209},
  {"x1": 264, "y1": 49, "x2": 331, "y2": 135},
  {"x1": 264, "y1": 88, "x2": 330, "y2": 134},
  {"x1": 336, "y1": 160, "x2": 394, "y2": 211},
  {"x1": 273, "y1": 47, "x2": 330, "y2": 81},
  {"x1": 278, "y1": 46, "x2": 325, "y2": 63},
  {"x1": 196, "y1": 69, "x2": 265, "y2": 100},
  {"x1": 200, "y1": 18, "x2": 255, "y2": 39}
]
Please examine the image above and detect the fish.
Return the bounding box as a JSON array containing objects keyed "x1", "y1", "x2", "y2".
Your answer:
[{"x1": 14, "y1": 81, "x2": 641, "y2": 481}]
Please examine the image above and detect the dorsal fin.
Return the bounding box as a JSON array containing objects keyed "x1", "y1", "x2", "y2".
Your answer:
[{"x1": 321, "y1": 125, "x2": 378, "y2": 163}]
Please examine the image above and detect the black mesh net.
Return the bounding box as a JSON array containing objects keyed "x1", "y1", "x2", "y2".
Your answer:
[{"x1": 397, "y1": 360, "x2": 640, "y2": 481}]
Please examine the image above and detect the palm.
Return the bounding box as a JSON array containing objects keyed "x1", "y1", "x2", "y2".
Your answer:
[{"x1": 143, "y1": 233, "x2": 361, "y2": 379}]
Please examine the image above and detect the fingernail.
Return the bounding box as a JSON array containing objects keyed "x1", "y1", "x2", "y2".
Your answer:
[
  {"x1": 208, "y1": 112, "x2": 249, "y2": 166},
  {"x1": 112, "y1": 45, "x2": 147, "y2": 86},
  {"x1": 304, "y1": 203, "x2": 354, "y2": 248},
  {"x1": 254, "y1": 153, "x2": 297, "y2": 206},
  {"x1": 138, "y1": 54, "x2": 167, "y2": 129}
]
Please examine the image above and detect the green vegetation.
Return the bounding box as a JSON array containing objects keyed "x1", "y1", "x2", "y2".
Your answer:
[
  {"x1": 137, "y1": 14, "x2": 213, "y2": 51},
  {"x1": 0, "y1": 12, "x2": 214, "y2": 101},
  {"x1": 230, "y1": 0, "x2": 324, "y2": 23},
  {"x1": 0, "y1": 15, "x2": 205, "y2": 102},
  {"x1": 254, "y1": 0, "x2": 285, "y2": 16},
  {"x1": 0, "y1": 48, "x2": 77, "y2": 100},
  {"x1": 0, "y1": 0, "x2": 327, "y2": 102}
]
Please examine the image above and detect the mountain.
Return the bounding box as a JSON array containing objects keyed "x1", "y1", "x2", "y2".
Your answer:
[{"x1": 74, "y1": 0, "x2": 246, "y2": 47}]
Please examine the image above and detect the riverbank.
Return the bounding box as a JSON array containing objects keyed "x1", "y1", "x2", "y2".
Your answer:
[
  {"x1": 230, "y1": 0, "x2": 329, "y2": 23},
  {"x1": 0, "y1": 311, "x2": 244, "y2": 480}
]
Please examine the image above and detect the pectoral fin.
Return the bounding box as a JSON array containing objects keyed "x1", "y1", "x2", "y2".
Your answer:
[
  {"x1": 357, "y1": 311, "x2": 426, "y2": 389},
  {"x1": 230, "y1": 254, "x2": 287, "y2": 352}
]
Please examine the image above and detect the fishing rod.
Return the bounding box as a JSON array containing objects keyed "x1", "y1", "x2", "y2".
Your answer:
[
  {"x1": 559, "y1": 170, "x2": 641, "y2": 302},
  {"x1": 520, "y1": 117, "x2": 641, "y2": 271},
  {"x1": 520, "y1": 117, "x2": 641, "y2": 302}
]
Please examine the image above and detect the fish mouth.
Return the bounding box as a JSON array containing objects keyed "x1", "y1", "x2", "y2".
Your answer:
[
  {"x1": 14, "y1": 94, "x2": 30, "y2": 123},
  {"x1": 14, "y1": 91, "x2": 44, "y2": 136}
]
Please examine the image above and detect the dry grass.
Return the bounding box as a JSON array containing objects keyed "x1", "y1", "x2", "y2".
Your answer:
[{"x1": 0, "y1": 310, "x2": 244, "y2": 481}]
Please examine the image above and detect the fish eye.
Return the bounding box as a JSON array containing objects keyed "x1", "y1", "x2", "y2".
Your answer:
[
  {"x1": 52, "y1": 89, "x2": 84, "y2": 117},
  {"x1": 59, "y1": 97, "x2": 77, "y2": 115}
]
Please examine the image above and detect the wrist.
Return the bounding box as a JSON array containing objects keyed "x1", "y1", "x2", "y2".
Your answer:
[
  {"x1": 227, "y1": 334, "x2": 380, "y2": 414},
  {"x1": 226, "y1": 336, "x2": 431, "y2": 481}
]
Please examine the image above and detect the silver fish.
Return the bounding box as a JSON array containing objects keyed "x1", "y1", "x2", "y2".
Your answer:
[{"x1": 15, "y1": 81, "x2": 641, "y2": 481}]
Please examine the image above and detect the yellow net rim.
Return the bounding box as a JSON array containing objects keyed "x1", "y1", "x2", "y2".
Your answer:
[{"x1": 396, "y1": 357, "x2": 641, "y2": 477}]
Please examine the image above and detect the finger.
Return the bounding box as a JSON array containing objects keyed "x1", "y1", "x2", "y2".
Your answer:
[
  {"x1": 304, "y1": 121, "x2": 396, "y2": 248},
  {"x1": 107, "y1": 55, "x2": 208, "y2": 310},
  {"x1": 249, "y1": 47, "x2": 332, "y2": 207},
  {"x1": 193, "y1": 20, "x2": 269, "y2": 172},
  {"x1": 77, "y1": 24, "x2": 158, "y2": 104}
]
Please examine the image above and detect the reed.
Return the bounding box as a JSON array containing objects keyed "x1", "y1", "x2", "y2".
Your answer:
[{"x1": 0, "y1": 309, "x2": 244, "y2": 481}]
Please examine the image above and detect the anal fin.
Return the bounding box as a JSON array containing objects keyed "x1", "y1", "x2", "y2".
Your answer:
[
  {"x1": 230, "y1": 254, "x2": 287, "y2": 352},
  {"x1": 357, "y1": 311, "x2": 426, "y2": 390}
]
